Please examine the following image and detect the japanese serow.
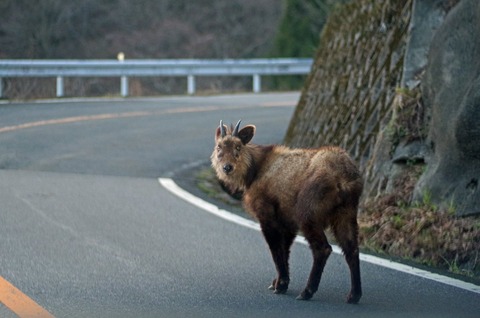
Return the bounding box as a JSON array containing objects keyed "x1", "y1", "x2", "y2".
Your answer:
[{"x1": 211, "y1": 120, "x2": 363, "y2": 303}]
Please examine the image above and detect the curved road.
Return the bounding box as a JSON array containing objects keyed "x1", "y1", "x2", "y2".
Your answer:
[{"x1": 0, "y1": 93, "x2": 478, "y2": 317}]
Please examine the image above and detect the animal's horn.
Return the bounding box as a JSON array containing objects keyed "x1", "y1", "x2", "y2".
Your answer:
[
  {"x1": 220, "y1": 120, "x2": 226, "y2": 138},
  {"x1": 233, "y1": 119, "x2": 242, "y2": 136}
]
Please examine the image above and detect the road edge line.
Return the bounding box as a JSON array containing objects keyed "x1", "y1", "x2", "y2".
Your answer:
[
  {"x1": 0, "y1": 276, "x2": 55, "y2": 318},
  {"x1": 159, "y1": 177, "x2": 480, "y2": 295}
]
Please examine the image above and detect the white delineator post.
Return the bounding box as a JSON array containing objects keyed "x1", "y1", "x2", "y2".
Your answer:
[
  {"x1": 117, "y1": 52, "x2": 128, "y2": 97},
  {"x1": 187, "y1": 75, "x2": 195, "y2": 95},
  {"x1": 56, "y1": 76, "x2": 64, "y2": 97},
  {"x1": 253, "y1": 74, "x2": 261, "y2": 93}
]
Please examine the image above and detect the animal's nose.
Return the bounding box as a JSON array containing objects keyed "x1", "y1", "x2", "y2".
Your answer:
[{"x1": 223, "y1": 164, "x2": 233, "y2": 174}]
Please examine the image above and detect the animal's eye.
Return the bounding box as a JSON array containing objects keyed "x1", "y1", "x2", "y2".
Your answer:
[{"x1": 236, "y1": 146, "x2": 241, "y2": 151}]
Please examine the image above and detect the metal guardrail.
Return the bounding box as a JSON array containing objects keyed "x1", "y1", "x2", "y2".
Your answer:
[{"x1": 0, "y1": 58, "x2": 313, "y2": 97}]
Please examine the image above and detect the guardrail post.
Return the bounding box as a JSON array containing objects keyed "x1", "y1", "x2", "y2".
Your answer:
[
  {"x1": 56, "y1": 76, "x2": 64, "y2": 97},
  {"x1": 121, "y1": 76, "x2": 128, "y2": 97},
  {"x1": 253, "y1": 74, "x2": 261, "y2": 93},
  {"x1": 187, "y1": 75, "x2": 195, "y2": 95}
]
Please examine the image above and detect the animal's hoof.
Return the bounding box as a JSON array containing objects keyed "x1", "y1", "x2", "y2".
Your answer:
[
  {"x1": 273, "y1": 288, "x2": 287, "y2": 294},
  {"x1": 269, "y1": 278, "x2": 289, "y2": 294},
  {"x1": 268, "y1": 278, "x2": 276, "y2": 290},
  {"x1": 296, "y1": 289, "x2": 313, "y2": 301},
  {"x1": 346, "y1": 291, "x2": 361, "y2": 304}
]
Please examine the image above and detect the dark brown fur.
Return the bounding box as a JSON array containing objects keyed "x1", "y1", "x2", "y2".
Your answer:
[{"x1": 211, "y1": 121, "x2": 363, "y2": 303}]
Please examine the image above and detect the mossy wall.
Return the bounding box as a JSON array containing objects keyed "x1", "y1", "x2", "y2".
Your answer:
[{"x1": 285, "y1": 0, "x2": 413, "y2": 195}]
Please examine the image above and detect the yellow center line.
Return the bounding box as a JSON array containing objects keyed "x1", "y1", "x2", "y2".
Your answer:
[
  {"x1": 0, "y1": 101, "x2": 296, "y2": 134},
  {"x1": 260, "y1": 100, "x2": 297, "y2": 107},
  {"x1": 0, "y1": 111, "x2": 152, "y2": 133},
  {"x1": 0, "y1": 276, "x2": 55, "y2": 318},
  {"x1": 0, "y1": 105, "x2": 221, "y2": 134}
]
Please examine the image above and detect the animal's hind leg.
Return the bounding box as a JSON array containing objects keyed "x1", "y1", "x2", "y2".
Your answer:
[
  {"x1": 297, "y1": 221, "x2": 332, "y2": 300},
  {"x1": 261, "y1": 221, "x2": 296, "y2": 294},
  {"x1": 332, "y1": 208, "x2": 362, "y2": 304}
]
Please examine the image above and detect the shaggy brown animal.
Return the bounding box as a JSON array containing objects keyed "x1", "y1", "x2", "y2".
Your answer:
[{"x1": 211, "y1": 120, "x2": 363, "y2": 303}]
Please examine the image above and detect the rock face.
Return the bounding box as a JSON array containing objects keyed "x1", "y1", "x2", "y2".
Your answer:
[
  {"x1": 414, "y1": 0, "x2": 480, "y2": 216},
  {"x1": 402, "y1": 0, "x2": 447, "y2": 90}
]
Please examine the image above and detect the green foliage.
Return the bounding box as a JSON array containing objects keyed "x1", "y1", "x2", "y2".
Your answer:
[
  {"x1": 271, "y1": 0, "x2": 349, "y2": 58},
  {"x1": 420, "y1": 189, "x2": 434, "y2": 209},
  {"x1": 267, "y1": 0, "x2": 349, "y2": 90}
]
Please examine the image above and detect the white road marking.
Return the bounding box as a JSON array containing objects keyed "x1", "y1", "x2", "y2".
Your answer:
[{"x1": 159, "y1": 177, "x2": 480, "y2": 295}]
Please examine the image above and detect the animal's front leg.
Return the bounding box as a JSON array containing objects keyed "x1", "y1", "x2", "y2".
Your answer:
[{"x1": 260, "y1": 222, "x2": 296, "y2": 294}]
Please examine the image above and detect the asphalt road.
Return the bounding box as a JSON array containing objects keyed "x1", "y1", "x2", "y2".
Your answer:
[{"x1": 0, "y1": 93, "x2": 479, "y2": 317}]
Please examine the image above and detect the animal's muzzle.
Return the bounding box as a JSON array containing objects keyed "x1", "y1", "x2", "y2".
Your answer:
[{"x1": 223, "y1": 164, "x2": 233, "y2": 174}]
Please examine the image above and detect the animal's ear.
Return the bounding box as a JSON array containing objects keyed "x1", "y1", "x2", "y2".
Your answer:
[
  {"x1": 215, "y1": 126, "x2": 222, "y2": 141},
  {"x1": 238, "y1": 125, "x2": 255, "y2": 144}
]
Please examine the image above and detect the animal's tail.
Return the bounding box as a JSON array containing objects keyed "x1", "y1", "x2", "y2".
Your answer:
[{"x1": 337, "y1": 177, "x2": 363, "y2": 207}]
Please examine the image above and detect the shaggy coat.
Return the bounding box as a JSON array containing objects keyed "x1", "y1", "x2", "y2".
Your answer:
[{"x1": 211, "y1": 120, "x2": 363, "y2": 303}]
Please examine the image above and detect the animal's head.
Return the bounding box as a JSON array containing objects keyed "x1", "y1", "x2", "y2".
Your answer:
[{"x1": 211, "y1": 120, "x2": 256, "y2": 183}]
